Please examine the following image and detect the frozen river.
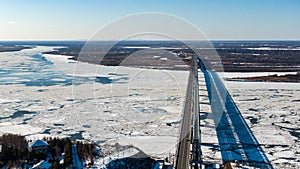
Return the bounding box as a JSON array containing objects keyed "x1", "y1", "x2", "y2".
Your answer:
[
  {"x1": 0, "y1": 46, "x2": 188, "y2": 157},
  {"x1": 0, "y1": 46, "x2": 299, "y2": 168}
]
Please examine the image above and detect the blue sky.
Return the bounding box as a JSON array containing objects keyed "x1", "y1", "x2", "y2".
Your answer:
[{"x1": 0, "y1": 0, "x2": 299, "y2": 40}]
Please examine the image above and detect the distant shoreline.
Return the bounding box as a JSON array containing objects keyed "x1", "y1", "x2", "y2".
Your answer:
[
  {"x1": 41, "y1": 40, "x2": 300, "y2": 72},
  {"x1": 0, "y1": 46, "x2": 32, "y2": 52},
  {"x1": 1, "y1": 41, "x2": 300, "y2": 74},
  {"x1": 228, "y1": 73, "x2": 300, "y2": 83}
]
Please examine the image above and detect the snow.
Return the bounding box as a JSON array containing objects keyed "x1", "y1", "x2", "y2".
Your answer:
[
  {"x1": 32, "y1": 160, "x2": 51, "y2": 169},
  {"x1": 93, "y1": 147, "x2": 140, "y2": 168},
  {"x1": 222, "y1": 73, "x2": 300, "y2": 168},
  {"x1": 0, "y1": 123, "x2": 43, "y2": 135},
  {"x1": 273, "y1": 150, "x2": 295, "y2": 158},
  {"x1": 30, "y1": 139, "x2": 49, "y2": 147},
  {"x1": 223, "y1": 72, "x2": 298, "y2": 79},
  {"x1": 246, "y1": 47, "x2": 300, "y2": 50},
  {"x1": 199, "y1": 71, "x2": 300, "y2": 168},
  {"x1": 117, "y1": 136, "x2": 178, "y2": 156},
  {"x1": 26, "y1": 134, "x2": 54, "y2": 140},
  {"x1": 1, "y1": 46, "x2": 299, "y2": 168},
  {"x1": 93, "y1": 148, "x2": 139, "y2": 168},
  {"x1": 0, "y1": 46, "x2": 188, "y2": 159},
  {"x1": 122, "y1": 46, "x2": 151, "y2": 49},
  {"x1": 273, "y1": 158, "x2": 289, "y2": 164}
]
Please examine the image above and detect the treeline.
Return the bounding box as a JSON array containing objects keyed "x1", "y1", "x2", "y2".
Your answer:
[
  {"x1": 45, "y1": 137, "x2": 96, "y2": 168},
  {"x1": 0, "y1": 133, "x2": 96, "y2": 169},
  {"x1": 0, "y1": 134, "x2": 28, "y2": 167}
]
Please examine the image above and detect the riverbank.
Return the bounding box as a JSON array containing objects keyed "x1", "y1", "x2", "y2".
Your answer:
[
  {"x1": 228, "y1": 73, "x2": 300, "y2": 83},
  {"x1": 0, "y1": 46, "x2": 32, "y2": 52}
]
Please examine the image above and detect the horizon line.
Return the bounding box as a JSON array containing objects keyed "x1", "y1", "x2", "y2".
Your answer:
[{"x1": 0, "y1": 39, "x2": 300, "y2": 42}]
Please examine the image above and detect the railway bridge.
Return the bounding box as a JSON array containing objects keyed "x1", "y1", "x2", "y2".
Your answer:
[{"x1": 175, "y1": 56, "x2": 273, "y2": 169}]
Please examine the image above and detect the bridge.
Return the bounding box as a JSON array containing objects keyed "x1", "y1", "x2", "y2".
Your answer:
[{"x1": 175, "y1": 56, "x2": 273, "y2": 169}]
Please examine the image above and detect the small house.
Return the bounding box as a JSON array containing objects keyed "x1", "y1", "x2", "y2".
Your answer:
[{"x1": 28, "y1": 140, "x2": 49, "y2": 153}]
